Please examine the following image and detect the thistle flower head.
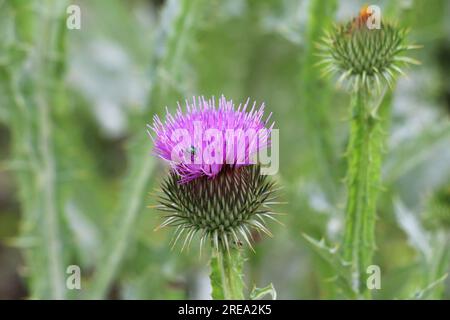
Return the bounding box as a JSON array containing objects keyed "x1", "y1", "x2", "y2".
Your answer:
[
  {"x1": 150, "y1": 96, "x2": 280, "y2": 253},
  {"x1": 317, "y1": 7, "x2": 420, "y2": 91},
  {"x1": 149, "y1": 96, "x2": 273, "y2": 183}
]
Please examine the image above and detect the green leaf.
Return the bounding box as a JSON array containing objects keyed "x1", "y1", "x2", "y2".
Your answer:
[
  {"x1": 384, "y1": 122, "x2": 450, "y2": 184},
  {"x1": 394, "y1": 199, "x2": 431, "y2": 257},
  {"x1": 303, "y1": 234, "x2": 356, "y2": 299},
  {"x1": 250, "y1": 283, "x2": 277, "y2": 300},
  {"x1": 394, "y1": 199, "x2": 450, "y2": 299},
  {"x1": 411, "y1": 274, "x2": 448, "y2": 300}
]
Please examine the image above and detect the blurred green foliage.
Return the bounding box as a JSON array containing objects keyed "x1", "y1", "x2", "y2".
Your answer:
[{"x1": 0, "y1": 0, "x2": 449, "y2": 299}]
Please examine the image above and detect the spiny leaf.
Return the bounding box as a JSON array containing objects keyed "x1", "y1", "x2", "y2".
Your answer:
[
  {"x1": 303, "y1": 234, "x2": 357, "y2": 299},
  {"x1": 250, "y1": 283, "x2": 277, "y2": 300}
]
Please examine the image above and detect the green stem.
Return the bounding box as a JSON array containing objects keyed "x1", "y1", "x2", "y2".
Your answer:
[
  {"x1": 88, "y1": 0, "x2": 204, "y2": 299},
  {"x1": 299, "y1": 0, "x2": 338, "y2": 200},
  {"x1": 299, "y1": 0, "x2": 338, "y2": 299},
  {"x1": 4, "y1": 0, "x2": 69, "y2": 299},
  {"x1": 36, "y1": 1, "x2": 69, "y2": 300},
  {"x1": 342, "y1": 88, "x2": 386, "y2": 299},
  {"x1": 210, "y1": 249, "x2": 245, "y2": 300}
]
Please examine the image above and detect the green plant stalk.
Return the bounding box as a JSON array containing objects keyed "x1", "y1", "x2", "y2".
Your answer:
[
  {"x1": 35, "y1": 0, "x2": 69, "y2": 300},
  {"x1": 37, "y1": 94, "x2": 66, "y2": 299},
  {"x1": 299, "y1": 0, "x2": 338, "y2": 299},
  {"x1": 88, "y1": 0, "x2": 205, "y2": 299},
  {"x1": 342, "y1": 88, "x2": 386, "y2": 299},
  {"x1": 299, "y1": 0, "x2": 338, "y2": 199},
  {"x1": 210, "y1": 249, "x2": 245, "y2": 300},
  {"x1": 4, "y1": 0, "x2": 69, "y2": 299}
]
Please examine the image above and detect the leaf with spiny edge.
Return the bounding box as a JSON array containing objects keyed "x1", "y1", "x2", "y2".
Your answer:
[
  {"x1": 250, "y1": 283, "x2": 277, "y2": 300},
  {"x1": 303, "y1": 234, "x2": 357, "y2": 299}
]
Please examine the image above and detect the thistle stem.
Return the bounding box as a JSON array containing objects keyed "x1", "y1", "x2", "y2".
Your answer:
[
  {"x1": 342, "y1": 87, "x2": 385, "y2": 298},
  {"x1": 210, "y1": 248, "x2": 245, "y2": 300},
  {"x1": 5, "y1": 0, "x2": 69, "y2": 299}
]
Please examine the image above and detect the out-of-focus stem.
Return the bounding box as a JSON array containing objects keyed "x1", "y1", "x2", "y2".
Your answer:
[
  {"x1": 6, "y1": 0, "x2": 69, "y2": 299},
  {"x1": 88, "y1": 0, "x2": 204, "y2": 299},
  {"x1": 299, "y1": 0, "x2": 338, "y2": 299},
  {"x1": 299, "y1": 0, "x2": 338, "y2": 200}
]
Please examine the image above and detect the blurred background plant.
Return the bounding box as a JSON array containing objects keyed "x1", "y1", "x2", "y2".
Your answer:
[{"x1": 0, "y1": 0, "x2": 449, "y2": 299}]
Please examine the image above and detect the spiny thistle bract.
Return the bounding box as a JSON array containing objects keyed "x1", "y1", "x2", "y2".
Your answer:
[
  {"x1": 156, "y1": 164, "x2": 279, "y2": 253},
  {"x1": 149, "y1": 96, "x2": 280, "y2": 253},
  {"x1": 317, "y1": 7, "x2": 420, "y2": 91}
]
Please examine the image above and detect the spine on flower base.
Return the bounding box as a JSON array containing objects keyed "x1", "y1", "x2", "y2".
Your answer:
[{"x1": 342, "y1": 87, "x2": 385, "y2": 298}]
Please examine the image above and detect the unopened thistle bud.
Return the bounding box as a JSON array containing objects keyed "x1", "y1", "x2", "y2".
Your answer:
[
  {"x1": 316, "y1": 7, "x2": 421, "y2": 298},
  {"x1": 317, "y1": 6, "x2": 420, "y2": 91},
  {"x1": 149, "y1": 96, "x2": 280, "y2": 253}
]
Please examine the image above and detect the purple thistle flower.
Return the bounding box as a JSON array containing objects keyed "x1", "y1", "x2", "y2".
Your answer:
[
  {"x1": 148, "y1": 96, "x2": 273, "y2": 183},
  {"x1": 150, "y1": 96, "x2": 281, "y2": 253}
]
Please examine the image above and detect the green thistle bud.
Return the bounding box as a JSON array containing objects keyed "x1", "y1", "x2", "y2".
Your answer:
[
  {"x1": 155, "y1": 165, "x2": 280, "y2": 253},
  {"x1": 317, "y1": 13, "x2": 420, "y2": 91},
  {"x1": 423, "y1": 186, "x2": 450, "y2": 231}
]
